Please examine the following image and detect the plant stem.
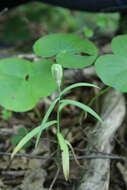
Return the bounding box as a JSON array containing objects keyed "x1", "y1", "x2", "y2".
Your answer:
[
  {"x1": 88, "y1": 86, "x2": 111, "y2": 107},
  {"x1": 57, "y1": 86, "x2": 62, "y2": 134},
  {"x1": 79, "y1": 86, "x2": 111, "y2": 125}
]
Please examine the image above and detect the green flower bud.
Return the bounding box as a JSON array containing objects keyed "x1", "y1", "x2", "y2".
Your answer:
[{"x1": 51, "y1": 64, "x2": 63, "y2": 89}]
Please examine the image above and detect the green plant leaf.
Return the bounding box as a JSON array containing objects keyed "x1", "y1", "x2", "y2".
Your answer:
[
  {"x1": 0, "y1": 58, "x2": 57, "y2": 112},
  {"x1": 56, "y1": 52, "x2": 96, "y2": 68},
  {"x1": 61, "y1": 82, "x2": 99, "y2": 96},
  {"x1": 95, "y1": 35, "x2": 127, "y2": 92},
  {"x1": 83, "y1": 27, "x2": 94, "y2": 38},
  {"x1": 60, "y1": 99, "x2": 102, "y2": 122},
  {"x1": 65, "y1": 140, "x2": 81, "y2": 167},
  {"x1": 33, "y1": 33, "x2": 98, "y2": 58},
  {"x1": 11, "y1": 136, "x2": 25, "y2": 146},
  {"x1": 95, "y1": 55, "x2": 127, "y2": 92},
  {"x1": 1, "y1": 109, "x2": 12, "y2": 120},
  {"x1": 18, "y1": 127, "x2": 28, "y2": 136},
  {"x1": 35, "y1": 98, "x2": 59, "y2": 147},
  {"x1": 11, "y1": 120, "x2": 57, "y2": 159},
  {"x1": 112, "y1": 34, "x2": 127, "y2": 56},
  {"x1": 57, "y1": 132, "x2": 69, "y2": 181}
]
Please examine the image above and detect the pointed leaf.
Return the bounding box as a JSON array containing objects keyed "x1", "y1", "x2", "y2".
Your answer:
[
  {"x1": 60, "y1": 99, "x2": 102, "y2": 122},
  {"x1": 57, "y1": 132, "x2": 69, "y2": 181},
  {"x1": 35, "y1": 98, "x2": 59, "y2": 147},
  {"x1": 11, "y1": 120, "x2": 57, "y2": 158},
  {"x1": 61, "y1": 82, "x2": 99, "y2": 96},
  {"x1": 65, "y1": 140, "x2": 81, "y2": 167}
]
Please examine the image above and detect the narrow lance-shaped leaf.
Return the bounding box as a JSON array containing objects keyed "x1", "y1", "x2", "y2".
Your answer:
[
  {"x1": 35, "y1": 98, "x2": 59, "y2": 147},
  {"x1": 60, "y1": 82, "x2": 99, "y2": 96},
  {"x1": 57, "y1": 132, "x2": 69, "y2": 181},
  {"x1": 11, "y1": 120, "x2": 57, "y2": 159},
  {"x1": 59, "y1": 99, "x2": 102, "y2": 122}
]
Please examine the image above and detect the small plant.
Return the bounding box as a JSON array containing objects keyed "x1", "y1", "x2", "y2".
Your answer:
[
  {"x1": 83, "y1": 27, "x2": 94, "y2": 38},
  {"x1": 1, "y1": 108, "x2": 12, "y2": 120},
  {"x1": 0, "y1": 33, "x2": 102, "y2": 180}
]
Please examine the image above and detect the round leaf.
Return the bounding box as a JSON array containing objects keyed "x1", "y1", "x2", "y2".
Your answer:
[
  {"x1": 56, "y1": 52, "x2": 96, "y2": 68},
  {"x1": 112, "y1": 34, "x2": 127, "y2": 56},
  {"x1": 33, "y1": 33, "x2": 98, "y2": 58},
  {"x1": 0, "y1": 58, "x2": 57, "y2": 112},
  {"x1": 95, "y1": 55, "x2": 127, "y2": 92}
]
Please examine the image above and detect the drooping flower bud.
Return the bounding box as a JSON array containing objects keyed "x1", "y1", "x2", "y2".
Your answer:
[{"x1": 51, "y1": 64, "x2": 63, "y2": 89}]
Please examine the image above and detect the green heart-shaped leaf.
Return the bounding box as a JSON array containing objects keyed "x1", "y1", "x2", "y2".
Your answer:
[
  {"x1": 56, "y1": 52, "x2": 96, "y2": 68},
  {"x1": 33, "y1": 33, "x2": 98, "y2": 58},
  {"x1": 112, "y1": 34, "x2": 127, "y2": 56},
  {"x1": 0, "y1": 58, "x2": 57, "y2": 112},
  {"x1": 95, "y1": 55, "x2": 127, "y2": 92},
  {"x1": 95, "y1": 35, "x2": 127, "y2": 92}
]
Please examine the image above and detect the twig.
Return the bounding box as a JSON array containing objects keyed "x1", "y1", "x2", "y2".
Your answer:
[
  {"x1": 0, "y1": 151, "x2": 127, "y2": 162},
  {"x1": 49, "y1": 168, "x2": 60, "y2": 190}
]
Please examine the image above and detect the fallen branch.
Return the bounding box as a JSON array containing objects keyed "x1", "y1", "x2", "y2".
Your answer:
[{"x1": 77, "y1": 90, "x2": 126, "y2": 190}]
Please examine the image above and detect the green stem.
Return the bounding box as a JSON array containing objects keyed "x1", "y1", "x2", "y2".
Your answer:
[
  {"x1": 79, "y1": 86, "x2": 111, "y2": 125},
  {"x1": 57, "y1": 86, "x2": 62, "y2": 134},
  {"x1": 88, "y1": 86, "x2": 111, "y2": 107}
]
